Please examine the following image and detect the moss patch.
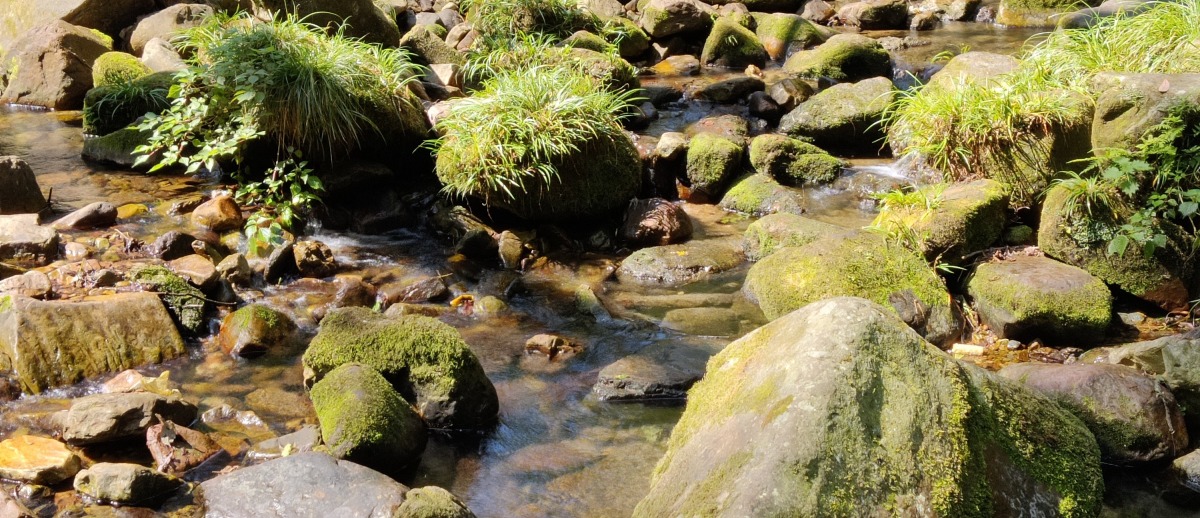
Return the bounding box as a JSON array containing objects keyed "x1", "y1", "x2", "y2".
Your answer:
[
  {"x1": 91, "y1": 52, "x2": 150, "y2": 87},
  {"x1": 310, "y1": 362, "x2": 427, "y2": 471},
  {"x1": 782, "y1": 33, "x2": 890, "y2": 82},
  {"x1": 685, "y1": 133, "x2": 743, "y2": 199},
  {"x1": 748, "y1": 133, "x2": 844, "y2": 186},
  {"x1": 129, "y1": 265, "x2": 207, "y2": 335},
  {"x1": 700, "y1": 18, "x2": 768, "y2": 68}
]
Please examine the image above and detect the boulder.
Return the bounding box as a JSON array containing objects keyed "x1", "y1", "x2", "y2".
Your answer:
[
  {"x1": 605, "y1": 17, "x2": 650, "y2": 58},
  {"x1": 615, "y1": 237, "x2": 744, "y2": 288},
  {"x1": 1090, "y1": 72, "x2": 1200, "y2": 152},
  {"x1": 129, "y1": 265, "x2": 208, "y2": 334},
  {"x1": 0, "y1": 157, "x2": 46, "y2": 215},
  {"x1": 685, "y1": 133, "x2": 742, "y2": 201},
  {"x1": 252, "y1": 0, "x2": 403, "y2": 46},
  {"x1": 151, "y1": 230, "x2": 199, "y2": 261},
  {"x1": 742, "y1": 212, "x2": 844, "y2": 261},
  {"x1": 217, "y1": 304, "x2": 299, "y2": 358},
  {"x1": 302, "y1": 307, "x2": 499, "y2": 431},
  {"x1": 0, "y1": 271, "x2": 52, "y2": 299},
  {"x1": 968, "y1": 256, "x2": 1112, "y2": 344},
  {"x1": 0, "y1": 214, "x2": 58, "y2": 266},
  {"x1": 401, "y1": 24, "x2": 465, "y2": 66},
  {"x1": 692, "y1": 76, "x2": 765, "y2": 104},
  {"x1": 82, "y1": 71, "x2": 173, "y2": 136},
  {"x1": 700, "y1": 18, "x2": 767, "y2": 69},
  {"x1": 293, "y1": 239, "x2": 337, "y2": 278},
  {"x1": 191, "y1": 194, "x2": 243, "y2": 232},
  {"x1": 0, "y1": 293, "x2": 186, "y2": 393},
  {"x1": 836, "y1": 0, "x2": 909, "y2": 29},
  {"x1": 63, "y1": 392, "x2": 198, "y2": 444},
  {"x1": 397, "y1": 486, "x2": 477, "y2": 518},
  {"x1": 61, "y1": 0, "x2": 157, "y2": 37},
  {"x1": 52, "y1": 201, "x2": 117, "y2": 230},
  {"x1": 779, "y1": 76, "x2": 895, "y2": 155},
  {"x1": 717, "y1": 173, "x2": 805, "y2": 216},
  {"x1": 924, "y1": 51, "x2": 1019, "y2": 92},
  {"x1": 91, "y1": 51, "x2": 151, "y2": 87},
  {"x1": 81, "y1": 128, "x2": 154, "y2": 168},
  {"x1": 909, "y1": 0, "x2": 982, "y2": 19},
  {"x1": 73, "y1": 463, "x2": 183, "y2": 504},
  {"x1": 594, "y1": 342, "x2": 711, "y2": 401},
  {"x1": 0, "y1": 21, "x2": 110, "y2": 109},
  {"x1": 997, "y1": 0, "x2": 1098, "y2": 26},
  {"x1": 0, "y1": 435, "x2": 80, "y2": 484},
  {"x1": 873, "y1": 179, "x2": 1008, "y2": 263},
  {"x1": 635, "y1": 297, "x2": 1102, "y2": 517},
  {"x1": 129, "y1": 4, "x2": 214, "y2": 56},
  {"x1": 311, "y1": 363, "x2": 428, "y2": 472},
  {"x1": 168, "y1": 254, "x2": 218, "y2": 291},
  {"x1": 620, "y1": 198, "x2": 693, "y2": 247},
  {"x1": 743, "y1": 232, "x2": 958, "y2": 345},
  {"x1": 141, "y1": 37, "x2": 187, "y2": 73},
  {"x1": 639, "y1": 0, "x2": 713, "y2": 38},
  {"x1": 781, "y1": 33, "x2": 890, "y2": 82},
  {"x1": 999, "y1": 362, "x2": 1188, "y2": 464},
  {"x1": 1088, "y1": 332, "x2": 1200, "y2": 429},
  {"x1": 200, "y1": 452, "x2": 410, "y2": 517},
  {"x1": 747, "y1": 134, "x2": 843, "y2": 186},
  {"x1": 752, "y1": 13, "x2": 825, "y2": 62}
]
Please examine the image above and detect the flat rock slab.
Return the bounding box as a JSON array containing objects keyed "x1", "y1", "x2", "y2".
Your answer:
[
  {"x1": 594, "y1": 342, "x2": 714, "y2": 401},
  {"x1": 616, "y1": 237, "x2": 745, "y2": 288},
  {"x1": 63, "y1": 392, "x2": 198, "y2": 445},
  {"x1": 0, "y1": 214, "x2": 58, "y2": 266},
  {"x1": 968, "y1": 255, "x2": 1112, "y2": 344},
  {"x1": 0, "y1": 435, "x2": 80, "y2": 484},
  {"x1": 661, "y1": 307, "x2": 740, "y2": 336},
  {"x1": 200, "y1": 452, "x2": 410, "y2": 518}
]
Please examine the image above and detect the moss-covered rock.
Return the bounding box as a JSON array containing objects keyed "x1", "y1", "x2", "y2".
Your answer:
[
  {"x1": 639, "y1": 0, "x2": 713, "y2": 38},
  {"x1": 1039, "y1": 185, "x2": 1194, "y2": 311},
  {"x1": 743, "y1": 232, "x2": 959, "y2": 345},
  {"x1": 563, "y1": 30, "x2": 613, "y2": 53},
  {"x1": 0, "y1": 20, "x2": 112, "y2": 110},
  {"x1": 1090, "y1": 72, "x2": 1200, "y2": 152},
  {"x1": 397, "y1": 486, "x2": 478, "y2": 518},
  {"x1": 747, "y1": 133, "x2": 843, "y2": 186},
  {"x1": 742, "y1": 212, "x2": 845, "y2": 260},
  {"x1": 836, "y1": 0, "x2": 909, "y2": 29},
  {"x1": 91, "y1": 51, "x2": 150, "y2": 87},
  {"x1": 253, "y1": 0, "x2": 402, "y2": 46},
  {"x1": 302, "y1": 307, "x2": 498, "y2": 431},
  {"x1": 81, "y1": 127, "x2": 154, "y2": 168},
  {"x1": 82, "y1": 71, "x2": 172, "y2": 136},
  {"x1": 217, "y1": 304, "x2": 299, "y2": 358},
  {"x1": 779, "y1": 76, "x2": 894, "y2": 155},
  {"x1": 311, "y1": 363, "x2": 427, "y2": 472},
  {"x1": 616, "y1": 237, "x2": 745, "y2": 288},
  {"x1": 700, "y1": 18, "x2": 768, "y2": 69},
  {"x1": 999, "y1": 362, "x2": 1187, "y2": 465},
  {"x1": 569, "y1": 48, "x2": 639, "y2": 92},
  {"x1": 874, "y1": 179, "x2": 1009, "y2": 263},
  {"x1": 924, "y1": 51, "x2": 1019, "y2": 92},
  {"x1": 400, "y1": 24, "x2": 465, "y2": 66},
  {"x1": 128, "y1": 265, "x2": 207, "y2": 335},
  {"x1": 751, "y1": 13, "x2": 825, "y2": 62},
  {"x1": 685, "y1": 133, "x2": 743, "y2": 200},
  {"x1": 968, "y1": 255, "x2": 1112, "y2": 344},
  {"x1": 781, "y1": 33, "x2": 890, "y2": 82},
  {"x1": 717, "y1": 173, "x2": 805, "y2": 216},
  {"x1": 635, "y1": 297, "x2": 1102, "y2": 517},
  {"x1": 603, "y1": 16, "x2": 650, "y2": 58},
  {"x1": 997, "y1": 0, "x2": 1099, "y2": 27}
]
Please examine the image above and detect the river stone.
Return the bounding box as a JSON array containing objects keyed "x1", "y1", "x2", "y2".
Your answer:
[
  {"x1": 743, "y1": 232, "x2": 958, "y2": 346},
  {"x1": 925, "y1": 51, "x2": 1019, "y2": 92},
  {"x1": 779, "y1": 76, "x2": 895, "y2": 155},
  {"x1": 0, "y1": 214, "x2": 59, "y2": 266},
  {"x1": 129, "y1": 265, "x2": 208, "y2": 334},
  {"x1": 302, "y1": 307, "x2": 499, "y2": 431},
  {"x1": 997, "y1": 0, "x2": 1097, "y2": 26},
  {"x1": 1090, "y1": 72, "x2": 1200, "y2": 152},
  {"x1": 594, "y1": 342, "x2": 711, "y2": 401},
  {"x1": 0, "y1": 435, "x2": 80, "y2": 484},
  {"x1": 191, "y1": 195, "x2": 243, "y2": 232},
  {"x1": 63, "y1": 391, "x2": 198, "y2": 445},
  {"x1": 742, "y1": 213, "x2": 844, "y2": 261},
  {"x1": 639, "y1": 0, "x2": 713, "y2": 38},
  {"x1": 252, "y1": 0, "x2": 402, "y2": 46},
  {"x1": 62, "y1": 0, "x2": 157, "y2": 37},
  {"x1": 967, "y1": 256, "x2": 1112, "y2": 344},
  {"x1": 999, "y1": 362, "x2": 1188, "y2": 465},
  {"x1": 1088, "y1": 332, "x2": 1200, "y2": 429},
  {"x1": 397, "y1": 486, "x2": 477, "y2": 518},
  {"x1": 401, "y1": 24, "x2": 464, "y2": 66},
  {"x1": 0, "y1": 270, "x2": 52, "y2": 299},
  {"x1": 0, "y1": 157, "x2": 46, "y2": 215},
  {"x1": 246, "y1": 387, "x2": 313, "y2": 419},
  {"x1": 747, "y1": 134, "x2": 844, "y2": 186},
  {"x1": 718, "y1": 174, "x2": 805, "y2": 216},
  {"x1": 217, "y1": 304, "x2": 298, "y2": 358},
  {"x1": 700, "y1": 18, "x2": 767, "y2": 68},
  {"x1": 293, "y1": 239, "x2": 336, "y2": 278},
  {"x1": 836, "y1": 0, "x2": 908, "y2": 29},
  {"x1": 141, "y1": 37, "x2": 187, "y2": 73},
  {"x1": 684, "y1": 133, "x2": 742, "y2": 201},
  {"x1": 615, "y1": 237, "x2": 745, "y2": 288},
  {"x1": 129, "y1": 3, "x2": 214, "y2": 56},
  {"x1": 692, "y1": 76, "x2": 766, "y2": 104},
  {"x1": 169, "y1": 253, "x2": 218, "y2": 292},
  {"x1": 782, "y1": 33, "x2": 890, "y2": 82},
  {"x1": 311, "y1": 363, "x2": 428, "y2": 472},
  {"x1": 884, "y1": 179, "x2": 1008, "y2": 263},
  {"x1": 635, "y1": 297, "x2": 1103, "y2": 517},
  {"x1": 1173, "y1": 448, "x2": 1200, "y2": 495},
  {"x1": 752, "y1": 13, "x2": 825, "y2": 62},
  {"x1": 0, "y1": 293, "x2": 186, "y2": 393},
  {"x1": 620, "y1": 198, "x2": 693, "y2": 247},
  {"x1": 0, "y1": 21, "x2": 110, "y2": 110},
  {"x1": 660, "y1": 307, "x2": 739, "y2": 336},
  {"x1": 52, "y1": 201, "x2": 117, "y2": 230},
  {"x1": 201, "y1": 452, "x2": 410, "y2": 517},
  {"x1": 74, "y1": 463, "x2": 183, "y2": 504},
  {"x1": 151, "y1": 230, "x2": 200, "y2": 261}
]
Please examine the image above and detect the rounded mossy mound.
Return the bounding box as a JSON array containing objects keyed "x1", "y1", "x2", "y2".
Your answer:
[
  {"x1": 91, "y1": 51, "x2": 151, "y2": 88},
  {"x1": 748, "y1": 134, "x2": 844, "y2": 186},
  {"x1": 967, "y1": 256, "x2": 1112, "y2": 344},
  {"x1": 751, "y1": 13, "x2": 825, "y2": 61},
  {"x1": 781, "y1": 33, "x2": 890, "y2": 82},
  {"x1": 310, "y1": 362, "x2": 428, "y2": 472},
  {"x1": 433, "y1": 65, "x2": 641, "y2": 222},
  {"x1": 700, "y1": 18, "x2": 768, "y2": 68},
  {"x1": 743, "y1": 212, "x2": 845, "y2": 260},
  {"x1": 871, "y1": 179, "x2": 1009, "y2": 264},
  {"x1": 302, "y1": 307, "x2": 499, "y2": 431},
  {"x1": 128, "y1": 265, "x2": 207, "y2": 335},
  {"x1": 82, "y1": 71, "x2": 172, "y2": 136},
  {"x1": 685, "y1": 132, "x2": 743, "y2": 200}
]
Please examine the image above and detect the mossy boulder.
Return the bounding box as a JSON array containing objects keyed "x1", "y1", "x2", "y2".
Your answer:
[
  {"x1": 639, "y1": 0, "x2": 713, "y2": 38},
  {"x1": 700, "y1": 18, "x2": 768, "y2": 69},
  {"x1": 999, "y1": 362, "x2": 1188, "y2": 465},
  {"x1": 742, "y1": 212, "x2": 845, "y2": 260},
  {"x1": 751, "y1": 13, "x2": 826, "y2": 62},
  {"x1": 569, "y1": 48, "x2": 639, "y2": 92},
  {"x1": 400, "y1": 24, "x2": 465, "y2": 66},
  {"x1": 743, "y1": 232, "x2": 959, "y2": 345},
  {"x1": 603, "y1": 16, "x2": 650, "y2": 58},
  {"x1": 81, "y1": 127, "x2": 154, "y2": 168},
  {"x1": 747, "y1": 134, "x2": 843, "y2": 186},
  {"x1": 685, "y1": 133, "x2": 743, "y2": 200},
  {"x1": 616, "y1": 237, "x2": 745, "y2": 288},
  {"x1": 717, "y1": 173, "x2": 805, "y2": 216},
  {"x1": 128, "y1": 265, "x2": 208, "y2": 335},
  {"x1": 967, "y1": 256, "x2": 1112, "y2": 344},
  {"x1": 874, "y1": 179, "x2": 1009, "y2": 263},
  {"x1": 217, "y1": 304, "x2": 299, "y2": 358},
  {"x1": 781, "y1": 33, "x2": 890, "y2": 82},
  {"x1": 128, "y1": 3, "x2": 213, "y2": 56},
  {"x1": 311, "y1": 363, "x2": 428, "y2": 472},
  {"x1": 91, "y1": 51, "x2": 150, "y2": 87},
  {"x1": 997, "y1": 0, "x2": 1099, "y2": 26},
  {"x1": 82, "y1": 71, "x2": 172, "y2": 136},
  {"x1": 302, "y1": 307, "x2": 499, "y2": 431},
  {"x1": 1039, "y1": 185, "x2": 1194, "y2": 311},
  {"x1": 924, "y1": 51, "x2": 1019, "y2": 92},
  {"x1": 563, "y1": 30, "x2": 613, "y2": 53},
  {"x1": 397, "y1": 486, "x2": 477, "y2": 518},
  {"x1": 635, "y1": 297, "x2": 1103, "y2": 517},
  {"x1": 779, "y1": 76, "x2": 895, "y2": 155},
  {"x1": 1090, "y1": 72, "x2": 1200, "y2": 152}
]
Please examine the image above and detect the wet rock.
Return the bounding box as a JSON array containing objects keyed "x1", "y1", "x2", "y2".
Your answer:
[
  {"x1": 246, "y1": 425, "x2": 322, "y2": 461},
  {"x1": 331, "y1": 276, "x2": 378, "y2": 308},
  {"x1": 692, "y1": 76, "x2": 765, "y2": 104},
  {"x1": 1172, "y1": 449, "x2": 1200, "y2": 495},
  {"x1": 303, "y1": 307, "x2": 499, "y2": 431},
  {"x1": 141, "y1": 37, "x2": 186, "y2": 73},
  {"x1": 635, "y1": 297, "x2": 1102, "y2": 517},
  {"x1": 996, "y1": 0, "x2": 1083, "y2": 26},
  {"x1": 129, "y1": 3, "x2": 214, "y2": 55},
  {"x1": 294, "y1": 239, "x2": 337, "y2": 278},
  {"x1": 81, "y1": 127, "x2": 154, "y2": 168},
  {"x1": 748, "y1": 134, "x2": 843, "y2": 186},
  {"x1": 700, "y1": 18, "x2": 767, "y2": 68},
  {"x1": 801, "y1": 0, "x2": 837, "y2": 22},
  {"x1": 615, "y1": 237, "x2": 744, "y2": 288},
  {"x1": 910, "y1": 0, "x2": 981, "y2": 20},
  {"x1": 782, "y1": 33, "x2": 891, "y2": 83},
  {"x1": 0, "y1": 293, "x2": 186, "y2": 393},
  {"x1": 1087, "y1": 332, "x2": 1200, "y2": 430},
  {"x1": 0, "y1": 270, "x2": 52, "y2": 299},
  {"x1": 0, "y1": 435, "x2": 80, "y2": 484},
  {"x1": 151, "y1": 231, "x2": 199, "y2": 261},
  {"x1": 74, "y1": 462, "x2": 183, "y2": 504},
  {"x1": 146, "y1": 420, "x2": 220, "y2": 475},
  {"x1": 747, "y1": 91, "x2": 782, "y2": 122},
  {"x1": 620, "y1": 198, "x2": 693, "y2": 247},
  {"x1": 779, "y1": 76, "x2": 895, "y2": 155},
  {"x1": 595, "y1": 342, "x2": 711, "y2": 401},
  {"x1": 968, "y1": 256, "x2": 1112, "y2": 344},
  {"x1": 999, "y1": 363, "x2": 1187, "y2": 465},
  {"x1": 217, "y1": 304, "x2": 299, "y2": 358},
  {"x1": 685, "y1": 133, "x2": 742, "y2": 201},
  {"x1": 497, "y1": 231, "x2": 525, "y2": 270},
  {"x1": 216, "y1": 253, "x2": 252, "y2": 286},
  {"x1": 910, "y1": 11, "x2": 940, "y2": 30},
  {"x1": 0, "y1": 21, "x2": 110, "y2": 110},
  {"x1": 661, "y1": 307, "x2": 739, "y2": 336},
  {"x1": 744, "y1": 232, "x2": 959, "y2": 346},
  {"x1": 743, "y1": 212, "x2": 844, "y2": 261},
  {"x1": 63, "y1": 392, "x2": 198, "y2": 445},
  {"x1": 524, "y1": 334, "x2": 583, "y2": 361},
  {"x1": 1058, "y1": 0, "x2": 1153, "y2": 29},
  {"x1": 62, "y1": 0, "x2": 157, "y2": 37},
  {"x1": 129, "y1": 265, "x2": 208, "y2": 334},
  {"x1": 0, "y1": 214, "x2": 59, "y2": 266},
  {"x1": 717, "y1": 173, "x2": 805, "y2": 216},
  {"x1": 766, "y1": 77, "x2": 813, "y2": 111},
  {"x1": 168, "y1": 254, "x2": 218, "y2": 291},
  {"x1": 63, "y1": 242, "x2": 90, "y2": 261},
  {"x1": 200, "y1": 452, "x2": 409, "y2": 517},
  {"x1": 752, "y1": 13, "x2": 825, "y2": 62},
  {"x1": 0, "y1": 157, "x2": 47, "y2": 215},
  {"x1": 639, "y1": 0, "x2": 713, "y2": 38},
  {"x1": 650, "y1": 54, "x2": 701, "y2": 77},
  {"x1": 264, "y1": 240, "x2": 298, "y2": 282},
  {"x1": 875, "y1": 179, "x2": 1008, "y2": 263},
  {"x1": 312, "y1": 363, "x2": 427, "y2": 472},
  {"x1": 686, "y1": 114, "x2": 749, "y2": 142},
  {"x1": 382, "y1": 277, "x2": 449, "y2": 305},
  {"x1": 1091, "y1": 72, "x2": 1200, "y2": 152},
  {"x1": 836, "y1": 0, "x2": 908, "y2": 29},
  {"x1": 246, "y1": 387, "x2": 312, "y2": 419},
  {"x1": 191, "y1": 195, "x2": 243, "y2": 232},
  {"x1": 397, "y1": 486, "x2": 477, "y2": 517},
  {"x1": 402, "y1": 23, "x2": 464, "y2": 66}
]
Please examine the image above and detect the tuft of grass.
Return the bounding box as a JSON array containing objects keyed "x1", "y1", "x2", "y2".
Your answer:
[{"x1": 462, "y1": 0, "x2": 598, "y2": 51}]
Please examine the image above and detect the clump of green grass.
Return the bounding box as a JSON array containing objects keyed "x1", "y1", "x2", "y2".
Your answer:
[
  {"x1": 462, "y1": 0, "x2": 599, "y2": 51},
  {"x1": 462, "y1": 34, "x2": 635, "y2": 91}
]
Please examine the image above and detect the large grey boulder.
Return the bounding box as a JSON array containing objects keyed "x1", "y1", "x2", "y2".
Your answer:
[
  {"x1": 635, "y1": 297, "x2": 1103, "y2": 517},
  {"x1": 0, "y1": 157, "x2": 46, "y2": 215},
  {"x1": 1090, "y1": 72, "x2": 1200, "y2": 152},
  {"x1": 62, "y1": 0, "x2": 157, "y2": 37},
  {"x1": 0, "y1": 21, "x2": 111, "y2": 109},
  {"x1": 129, "y1": 4, "x2": 214, "y2": 56},
  {"x1": 779, "y1": 77, "x2": 895, "y2": 155},
  {"x1": 1086, "y1": 331, "x2": 1200, "y2": 430},
  {"x1": 967, "y1": 255, "x2": 1112, "y2": 344}
]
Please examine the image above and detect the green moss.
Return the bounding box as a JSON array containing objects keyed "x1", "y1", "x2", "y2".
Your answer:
[
  {"x1": 968, "y1": 259, "x2": 1111, "y2": 341},
  {"x1": 717, "y1": 173, "x2": 806, "y2": 216},
  {"x1": 310, "y1": 362, "x2": 427, "y2": 470},
  {"x1": 399, "y1": 24, "x2": 463, "y2": 66},
  {"x1": 751, "y1": 13, "x2": 825, "y2": 61},
  {"x1": 743, "y1": 212, "x2": 843, "y2": 260},
  {"x1": 700, "y1": 18, "x2": 768, "y2": 68},
  {"x1": 129, "y1": 265, "x2": 207, "y2": 334},
  {"x1": 82, "y1": 71, "x2": 172, "y2": 136},
  {"x1": 685, "y1": 133, "x2": 743, "y2": 198},
  {"x1": 782, "y1": 33, "x2": 890, "y2": 82},
  {"x1": 563, "y1": 30, "x2": 612, "y2": 53},
  {"x1": 876, "y1": 179, "x2": 1009, "y2": 263},
  {"x1": 92, "y1": 52, "x2": 151, "y2": 87},
  {"x1": 0, "y1": 295, "x2": 11, "y2": 313},
  {"x1": 748, "y1": 133, "x2": 844, "y2": 186},
  {"x1": 89, "y1": 29, "x2": 114, "y2": 50},
  {"x1": 603, "y1": 16, "x2": 649, "y2": 58}
]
